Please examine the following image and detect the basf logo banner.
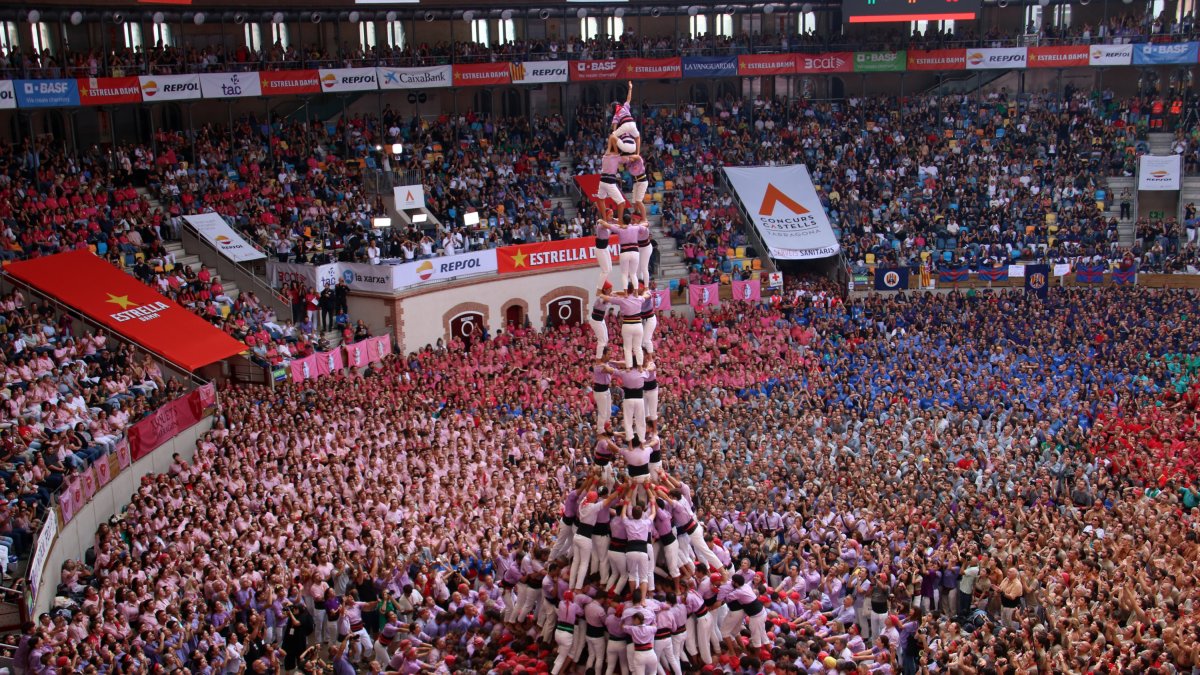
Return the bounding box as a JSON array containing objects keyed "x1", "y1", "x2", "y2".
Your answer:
[{"x1": 722, "y1": 165, "x2": 842, "y2": 260}]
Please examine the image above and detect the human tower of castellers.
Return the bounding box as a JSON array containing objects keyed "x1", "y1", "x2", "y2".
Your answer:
[{"x1": 499, "y1": 83, "x2": 776, "y2": 675}]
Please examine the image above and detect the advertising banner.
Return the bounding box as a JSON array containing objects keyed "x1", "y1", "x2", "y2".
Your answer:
[
  {"x1": 393, "y1": 250, "x2": 498, "y2": 290},
  {"x1": 182, "y1": 212, "x2": 266, "y2": 262},
  {"x1": 689, "y1": 284, "x2": 720, "y2": 309},
  {"x1": 4, "y1": 251, "x2": 245, "y2": 371},
  {"x1": 965, "y1": 47, "x2": 1028, "y2": 69},
  {"x1": 907, "y1": 49, "x2": 966, "y2": 71},
  {"x1": 497, "y1": 237, "x2": 615, "y2": 274},
  {"x1": 1089, "y1": 44, "x2": 1133, "y2": 66},
  {"x1": 737, "y1": 54, "x2": 796, "y2": 76},
  {"x1": 682, "y1": 56, "x2": 738, "y2": 78},
  {"x1": 138, "y1": 74, "x2": 202, "y2": 101},
  {"x1": 796, "y1": 52, "x2": 854, "y2": 73},
  {"x1": 339, "y1": 262, "x2": 397, "y2": 293},
  {"x1": 259, "y1": 69, "x2": 322, "y2": 96},
  {"x1": 453, "y1": 62, "x2": 512, "y2": 87},
  {"x1": 393, "y1": 184, "x2": 426, "y2": 210},
  {"x1": 77, "y1": 76, "x2": 142, "y2": 105},
  {"x1": 853, "y1": 51, "x2": 906, "y2": 72},
  {"x1": 267, "y1": 261, "x2": 340, "y2": 291},
  {"x1": 1132, "y1": 42, "x2": 1199, "y2": 65},
  {"x1": 721, "y1": 165, "x2": 842, "y2": 260},
  {"x1": 28, "y1": 510, "x2": 56, "y2": 601},
  {"x1": 509, "y1": 60, "x2": 569, "y2": 84},
  {"x1": 128, "y1": 383, "x2": 217, "y2": 461},
  {"x1": 0, "y1": 81, "x2": 13, "y2": 109},
  {"x1": 199, "y1": 72, "x2": 262, "y2": 98},
  {"x1": 377, "y1": 65, "x2": 452, "y2": 89},
  {"x1": 14, "y1": 79, "x2": 80, "y2": 108},
  {"x1": 318, "y1": 67, "x2": 379, "y2": 92},
  {"x1": 1138, "y1": 154, "x2": 1183, "y2": 191},
  {"x1": 1028, "y1": 45, "x2": 1089, "y2": 68},
  {"x1": 571, "y1": 59, "x2": 621, "y2": 81},
  {"x1": 620, "y1": 57, "x2": 682, "y2": 79},
  {"x1": 731, "y1": 279, "x2": 762, "y2": 301}
]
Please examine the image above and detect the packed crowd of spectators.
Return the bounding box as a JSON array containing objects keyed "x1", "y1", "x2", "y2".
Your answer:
[
  {"x1": 16, "y1": 283, "x2": 1198, "y2": 674},
  {"x1": 0, "y1": 288, "x2": 189, "y2": 571},
  {"x1": 0, "y1": 6, "x2": 1196, "y2": 78}
]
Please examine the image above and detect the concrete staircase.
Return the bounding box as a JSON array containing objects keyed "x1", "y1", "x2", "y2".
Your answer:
[
  {"x1": 1181, "y1": 176, "x2": 1200, "y2": 222},
  {"x1": 1102, "y1": 176, "x2": 1137, "y2": 247},
  {"x1": 1147, "y1": 132, "x2": 1174, "y2": 156},
  {"x1": 136, "y1": 188, "x2": 241, "y2": 299}
]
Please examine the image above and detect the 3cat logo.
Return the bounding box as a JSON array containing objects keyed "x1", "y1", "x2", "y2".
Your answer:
[{"x1": 758, "y1": 184, "x2": 809, "y2": 216}]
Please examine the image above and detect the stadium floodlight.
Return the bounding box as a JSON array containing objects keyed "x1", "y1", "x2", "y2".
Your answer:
[
  {"x1": 391, "y1": 143, "x2": 403, "y2": 155},
  {"x1": 412, "y1": 213, "x2": 429, "y2": 224},
  {"x1": 463, "y1": 212, "x2": 480, "y2": 226},
  {"x1": 373, "y1": 217, "x2": 393, "y2": 229}
]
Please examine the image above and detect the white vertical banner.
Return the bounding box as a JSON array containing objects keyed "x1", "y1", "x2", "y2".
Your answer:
[
  {"x1": 721, "y1": 164, "x2": 841, "y2": 259},
  {"x1": 182, "y1": 212, "x2": 266, "y2": 262},
  {"x1": 1137, "y1": 154, "x2": 1182, "y2": 191},
  {"x1": 28, "y1": 509, "x2": 57, "y2": 600},
  {"x1": 393, "y1": 185, "x2": 426, "y2": 210}
]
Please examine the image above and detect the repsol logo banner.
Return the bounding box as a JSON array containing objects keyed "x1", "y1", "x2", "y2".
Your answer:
[
  {"x1": 965, "y1": 47, "x2": 1028, "y2": 70},
  {"x1": 0, "y1": 81, "x2": 14, "y2": 110},
  {"x1": 509, "y1": 61, "x2": 569, "y2": 84},
  {"x1": 319, "y1": 68, "x2": 379, "y2": 92},
  {"x1": 395, "y1": 250, "x2": 498, "y2": 289},
  {"x1": 139, "y1": 74, "x2": 202, "y2": 101}
]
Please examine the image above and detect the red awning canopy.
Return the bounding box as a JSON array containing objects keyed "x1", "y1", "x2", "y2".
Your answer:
[{"x1": 5, "y1": 250, "x2": 245, "y2": 371}]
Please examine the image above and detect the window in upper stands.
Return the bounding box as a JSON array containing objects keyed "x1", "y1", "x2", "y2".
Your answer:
[
  {"x1": 714, "y1": 14, "x2": 734, "y2": 38},
  {"x1": 245, "y1": 23, "x2": 263, "y2": 52},
  {"x1": 496, "y1": 18, "x2": 516, "y2": 45},
  {"x1": 29, "y1": 21, "x2": 53, "y2": 56},
  {"x1": 0, "y1": 22, "x2": 19, "y2": 53},
  {"x1": 910, "y1": 20, "x2": 954, "y2": 37},
  {"x1": 152, "y1": 22, "x2": 174, "y2": 48},
  {"x1": 272, "y1": 22, "x2": 290, "y2": 50},
  {"x1": 606, "y1": 17, "x2": 624, "y2": 39},
  {"x1": 386, "y1": 21, "x2": 404, "y2": 49},
  {"x1": 797, "y1": 11, "x2": 817, "y2": 35},
  {"x1": 359, "y1": 21, "x2": 377, "y2": 50},
  {"x1": 580, "y1": 17, "x2": 599, "y2": 41},
  {"x1": 689, "y1": 15, "x2": 709, "y2": 38},
  {"x1": 122, "y1": 22, "x2": 143, "y2": 50},
  {"x1": 471, "y1": 19, "x2": 490, "y2": 47}
]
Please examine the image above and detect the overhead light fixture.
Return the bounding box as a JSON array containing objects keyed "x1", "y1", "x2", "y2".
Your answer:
[
  {"x1": 412, "y1": 213, "x2": 429, "y2": 224},
  {"x1": 390, "y1": 143, "x2": 403, "y2": 155},
  {"x1": 463, "y1": 212, "x2": 480, "y2": 226},
  {"x1": 27, "y1": 10, "x2": 40, "y2": 23},
  {"x1": 349, "y1": 11, "x2": 361, "y2": 22},
  {"x1": 193, "y1": 12, "x2": 206, "y2": 25},
  {"x1": 153, "y1": 11, "x2": 165, "y2": 23},
  {"x1": 373, "y1": 217, "x2": 393, "y2": 228},
  {"x1": 386, "y1": 11, "x2": 398, "y2": 21},
  {"x1": 69, "y1": 11, "x2": 83, "y2": 25}
]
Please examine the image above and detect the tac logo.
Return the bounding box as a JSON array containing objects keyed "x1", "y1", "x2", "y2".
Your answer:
[
  {"x1": 884, "y1": 271, "x2": 900, "y2": 288},
  {"x1": 1029, "y1": 273, "x2": 1046, "y2": 289},
  {"x1": 758, "y1": 184, "x2": 809, "y2": 216},
  {"x1": 416, "y1": 260, "x2": 435, "y2": 281},
  {"x1": 142, "y1": 80, "x2": 158, "y2": 97},
  {"x1": 321, "y1": 73, "x2": 337, "y2": 89},
  {"x1": 968, "y1": 52, "x2": 985, "y2": 66}
]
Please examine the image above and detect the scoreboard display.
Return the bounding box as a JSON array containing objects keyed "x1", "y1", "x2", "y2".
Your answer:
[{"x1": 843, "y1": 0, "x2": 982, "y2": 23}]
